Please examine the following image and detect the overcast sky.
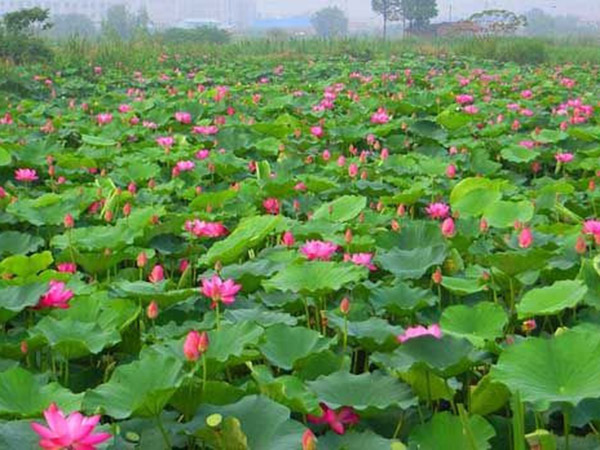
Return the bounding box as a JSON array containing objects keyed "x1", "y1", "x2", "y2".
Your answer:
[{"x1": 257, "y1": 0, "x2": 600, "y2": 22}]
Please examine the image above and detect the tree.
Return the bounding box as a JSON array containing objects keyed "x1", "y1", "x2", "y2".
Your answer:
[
  {"x1": 311, "y1": 7, "x2": 348, "y2": 38},
  {"x1": 101, "y1": 4, "x2": 149, "y2": 40},
  {"x1": 401, "y1": 0, "x2": 438, "y2": 32},
  {"x1": 0, "y1": 7, "x2": 53, "y2": 63},
  {"x1": 468, "y1": 10, "x2": 527, "y2": 35},
  {"x1": 371, "y1": 0, "x2": 402, "y2": 40},
  {"x1": 3, "y1": 7, "x2": 51, "y2": 35}
]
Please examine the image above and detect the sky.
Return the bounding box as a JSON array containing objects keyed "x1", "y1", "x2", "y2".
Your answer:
[{"x1": 256, "y1": 0, "x2": 600, "y2": 23}]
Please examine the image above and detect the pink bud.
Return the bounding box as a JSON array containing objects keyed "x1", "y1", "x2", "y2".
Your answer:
[
  {"x1": 348, "y1": 163, "x2": 358, "y2": 178},
  {"x1": 518, "y1": 227, "x2": 533, "y2": 249},
  {"x1": 446, "y1": 164, "x2": 456, "y2": 179},
  {"x1": 441, "y1": 217, "x2": 455, "y2": 237},
  {"x1": 147, "y1": 301, "x2": 159, "y2": 319},
  {"x1": 63, "y1": 213, "x2": 74, "y2": 228},
  {"x1": 282, "y1": 231, "x2": 295, "y2": 247},
  {"x1": 432, "y1": 268, "x2": 442, "y2": 284},
  {"x1": 340, "y1": 297, "x2": 350, "y2": 315}
]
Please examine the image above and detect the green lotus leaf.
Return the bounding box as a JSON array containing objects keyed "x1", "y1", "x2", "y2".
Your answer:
[
  {"x1": 501, "y1": 146, "x2": 540, "y2": 163},
  {"x1": 376, "y1": 245, "x2": 446, "y2": 280},
  {"x1": 83, "y1": 352, "x2": 184, "y2": 419},
  {"x1": 450, "y1": 177, "x2": 504, "y2": 216},
  {"x1": 197, "y1": 395, "x2": 306, "y2": 450},
  {"x1": 206, "y1": 322, "x2": 264, "y2": 363},
  {"x1": 440, "y1": 302, "x2": 508, "y2": 346},
  {"x1": 408, "y1": 412, "x2": 495, "y2": 450},
  {"x1": 0, "y1": 251, "x2": 53, "y2": 277},
  {"x1": 263, "y1": 261, "x2": 367, "y2": 293},
  {"x1": 483, "y1": 200, "x2": 534, "y2": 229},
  {"x1": 441, "y1": 277, "x2": 485, "y2": 296},
  {"x1": 469, "y1": 375, "x2": 511, "y2": 416},
  {"x1": 203, "y1": 215, "x2": 282, "y2": 265},
  {"x1": 517, "y1": 280, "x2": 587, "y2": 319},
  {"x1": 0, "y1": 283, "x2": 47, "y2": 322},
  {"x1": 307, "y1": 371, "x2": 416, "y2": 410},
  {"x1": 258, "y1": 324, "x2": 333, "y2": 370},
  {"x1": 0, "y1": 367, "x2": 82, "y2": 417},
  {"x1": 326, "y1": 314, "x2": 402, "y2": 349},
  {"x1": 32, "y1": 316, "x2": 121, "y2": 360},
  {"x1": 372, "y1": 335, "x2": 475, "y2": 377},
  {"x1": 319, "y1": 430, "x2": 402, "y2": 450},
  {"x1": 491, "y1": 330, "x2": 600, "y2": 409},
  {"x1": 312, "y1": 195, "x2": 366, "y2": 223},
  {"x1": 0, "y1": 231, "x2": 44, "y2": 255},
  {"x1": 369, "y1": 281, "x2": 437, "y2": 314}
]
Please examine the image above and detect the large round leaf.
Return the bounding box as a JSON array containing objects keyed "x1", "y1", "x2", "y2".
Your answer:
[
  {"x1": 258, "y1": 324, "x2": 333, "y2": 370},
  {"x1": 408, "y1": 412, "x2": 495, "y2": 450},
  {"x1": 0, "y1": 367, "x2": 82, "y2": 417},
  {"x1": 263, "y1": 262, "x2": 367, "y2": 293},
  {"x1": 312, "y1": 195, "x2": 366, "y2": 223},
  {"x1": 440, "y1": 302, "x2": 508, "y2": 346},
  {"x1": 517, "y1": 280, "x2": 587, "y2": 319},
  {"x1": 83, "y1": 353, "x2": 184, "y2": 419},
  {"x1": 307, "y1": 371, "x2": 416, "y2": 410},
  {"x1": 376, "y1": 245, "x2": 446, "y2": 280},
  {"x1": 491, "y1": 331, "x2": 600, "y2": 409}
]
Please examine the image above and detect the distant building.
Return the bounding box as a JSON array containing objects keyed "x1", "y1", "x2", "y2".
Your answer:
[{"x1": 0, "y1": 0, "x2": 119, "y2": 23}]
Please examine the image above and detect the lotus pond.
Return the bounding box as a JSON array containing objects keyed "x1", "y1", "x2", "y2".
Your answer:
[{"x1": 0, "y1": 53, "x2": 600, "y2": 450}]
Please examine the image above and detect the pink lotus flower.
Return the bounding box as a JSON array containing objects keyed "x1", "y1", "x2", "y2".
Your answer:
[
  {"x1": 31, "y1": 403, "x2": 111, "y2": 450},
  {"x1": 307, "y1": 403, "x2": 359, "y2": 435},
  {"x1": 555, "y1": 152, "x2": 574, "y2": 163},
  {"x1": 344, "y1": 253, "x2": 376, "y2": 270},
  {"x1": 455, "y1": 94, "x2": 474, "y2": 105},
  {"x1": 370, "y1": 107, "x2": 390, "y2": 124},
  {"x1": 302, "y1": 429, "x2": 317, "y2": 450},
  {"x1": 156, "y1": 136, "x2": 174, "y2": 149},
  {"x1": 57, "y1": 263, "x2": 76, "y2": 274},
  {"x1": 263, "y1": 198, "x2": 280, "y2": 215},
  {"x1": 300, "y1": 240, "x2": 338, "y2": 261},
  {"x1": 519, "y1": 140, "x2": 535, "y2": 149},
  {"x1": 425, "y1": 202, "x2": 450, "y2": 219},
  {"x1": 281, "y1": 231, "x2": 295, "y2": 247},
  {"x1": 148, "y1": 265, "x2": 164, "y2": 283},
  {"x1": 446, "y1": 164, "x2": 456, "y2": 178},
  {"x1": 175, "y1": 111, "x2": 192, "y2": 124},
  {"x1": 192, "y1": 125, "x2": 219, "y2": 135},
  {"x1": 183, "y1": 330, "x2": 209, "y2": 361},
  {"x1": 294, "y1": 182, "x2": 307, "y2": 192},
  {"x1": 337, "y1": 155, "x2": 346, "y2": 167},
  {"x1": 518, "y1": 227, "x2": 533, "y2": 249},
  {"x1": 185, "y1": 220, "x2": 228, "y2": 238},
  {"x1": 441, "y1": 217, "x2": 456, "y2": 237},
  {"x1": 118, "y1": 104, "x2": 132, "y2": 113},
  {"x1": 36, "y1": 281, "x2": 74, "y2": 309},
  {"x1": 310, "y1": 126, "x2": 323, "y2": 138},
  {"x1": 521, "y1": 89, "x2": 533, "y2": 99},
  {"x1": 348, "y1": 163, "x2": 359, "y2": 178},
  {"x1": 96, "y1": 113, "x2": 113, "y2": 125},
  {"x1": 464, "y1": 105, "x2": 479, "y2": 115},
  {"x1": 147, "y1": 300, "x2": 159, "y2": 320},
  {"x1": 201, "y1": 275, "x2": 242, "y2": 307},
  {"x1": 176, "y1": 160, "x2": 195, "y2": 172},
  {"x1": 583, "y1": 220, "x2": 600, "y2": 236},
  {"x1": 15, "y1": 168, "x2": 38, "y2": 182},
  {"x1": 397, "y1": 324, "x2": 442, "y2": 343},
  {"x1": 195, "y1": 149, "x2": 210, "y2": 160},
  {"x1": 381, "y1": 148, "x2": 389, "y2": 160}
]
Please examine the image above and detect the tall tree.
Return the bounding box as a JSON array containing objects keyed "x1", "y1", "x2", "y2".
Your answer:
[
  {"x1": 311, "y1": 6, "x2": 348, "y2": 38},
  {"x1": 401, "y1": 0, "x2": 438, "y2": 32},
  {"x1": 371, "y1": 0, "x2": 402, "y2": 40}
]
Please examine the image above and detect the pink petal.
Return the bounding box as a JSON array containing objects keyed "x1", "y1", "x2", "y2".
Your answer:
[
  {"x1": 78, "y1": 431, "x2": 112, "y2": 445},
  {"x1": 30, "y1": 422, "x2": 55, "y2": 439}
]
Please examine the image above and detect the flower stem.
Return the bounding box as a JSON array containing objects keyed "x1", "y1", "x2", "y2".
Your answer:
[
  {"x1": 202, "y1": 355, "x2": 207, "y2": 394},
  {"x1": 156, "y1": 415, "x2": 171, "y2": 449},
  {"x1": 215, "y1": 302, "x2": 221, "y2": 330}
]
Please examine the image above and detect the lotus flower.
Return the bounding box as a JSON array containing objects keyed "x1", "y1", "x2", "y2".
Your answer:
[
  {"x1": 455, "y1": 94, "x2": 474, "y2": 105},
  {"x1": 583, "y1": 220, "x2": 600, "y2": 236},
  {"x1": 176, "y1": 160, "x2": 195, "y2": 172},
  {"x1": 300, "y1": 240, "x2": 338, "y2": 261},
  {"x1": 397, "y1": 324, "x2": 442, "y2": 343},
  {"x1": 307, "y1": 403, "x2": 359, "y2": 435},
  {"x1": 195, "y1": 149, "x2": 210, "y2": 160},
  {"x1": 96, "y1": 113, "x2": 113, "y2": 125},
  {"x1": 348, "y1": 163, "x2": 359, "y2": 178},
  {"x1": 56, "y1": 263, "x2": 76, "y2": 274},
  {"x1": 185, "y1": 220, "x2": 227, "y2": 238},
  {"x1": 555, "y1": 152, "x2": 574, "y2": 163},
  {"x1": 156, "y1": 136, "x2": 174, "y2": 149},
  {"x1": 183, "y1": 330, "x2": 209, "y2": 361},
  {"x1": 15, "y1": 168, "x2": 38, "y2": 182},
  {"x1": 370, "y1": 107, "x2": 389, "y2": 124},
  {"x1": 147, "y1": 301, "x2": 159, "y2": 320},
  {"x1": 302, "y1": 429, "x2": 317, "y2": 450},
  {"x1": 425, "y1": 202, "x2": 450, "y2": 219},
  {"x1": 518, "y1": 227, "x2": 533, "y2": 249},
  {"x1": 344, "y1": 253, "x2": 376, "y2": 270},
  {"x1": 263, "y1": 197, "x2": 280, "y2": 215},
  {"x1": 281, "y1": 231, "x2": 295, "y2": 247},
  {"x1": 441, "y1": 217, "x2": 456, "y2": 237},
  {"x1": 31, "y1": 403, "x2": 111, "y2": 450},
  {"x1": 36, "y1": 281, "x2": 73, "y2": 309},
  {"x1": 148, "y1": 264, "x2": 164, "y2": 283},
  {"x1": 175, "y1": 111, "x2": 191, "y2": 124},
  {"x1": 201, "y1": 275, "x2": 242, "y2": 307},
  {"x1": 310, "y1": 126, "x2": 323, "y2": 138}
]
